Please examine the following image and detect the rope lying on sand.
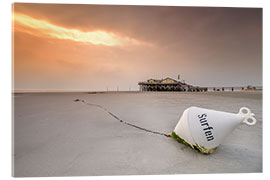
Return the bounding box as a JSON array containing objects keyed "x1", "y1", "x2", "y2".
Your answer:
[{"x1": 73, "y1": 99, "x2": 170, "y2": 137}]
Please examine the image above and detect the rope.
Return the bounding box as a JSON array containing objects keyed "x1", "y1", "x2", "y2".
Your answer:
[{"x1": 73, "y1": 99, "x2": 170, "y2": 137}]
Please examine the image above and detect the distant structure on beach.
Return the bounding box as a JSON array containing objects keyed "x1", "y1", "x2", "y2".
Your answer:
[
  {"x1": 138, "y1": 77, "x2": 262, "y2": 92},
  {"x1": 138, "y1": 77, "x2": 207, "y2": 92}
]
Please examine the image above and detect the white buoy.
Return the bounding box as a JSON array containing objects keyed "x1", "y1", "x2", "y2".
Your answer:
[{"x1": 171, "y1": 106, "x2": 256, "y2": 154}]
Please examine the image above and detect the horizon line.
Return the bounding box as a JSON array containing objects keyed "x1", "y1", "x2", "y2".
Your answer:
[{"x1": 13, "y1": 85, "x2": 263, "y2": 93}]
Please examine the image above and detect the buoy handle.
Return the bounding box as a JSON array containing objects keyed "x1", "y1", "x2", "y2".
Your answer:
[{"x1": 238, "y1": 107, "x2": 256, "y2": 125}]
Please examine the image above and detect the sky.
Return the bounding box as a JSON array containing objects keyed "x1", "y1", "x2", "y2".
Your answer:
[{"x1": 12, "y1": 3, "x2": 262, "y2": 91}]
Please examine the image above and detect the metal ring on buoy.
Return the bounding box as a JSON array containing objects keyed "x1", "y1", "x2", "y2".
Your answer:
[{"x1": 239, "y1": 107, "x2": 256, "y2": 125}]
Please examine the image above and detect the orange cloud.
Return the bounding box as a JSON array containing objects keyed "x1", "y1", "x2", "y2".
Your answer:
[{"x1": 13, "y1": 12, "x2": 142, "y2": 46}]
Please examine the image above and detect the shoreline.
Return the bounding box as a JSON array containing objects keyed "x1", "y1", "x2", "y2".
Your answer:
[{"x1": 12, "y1": 89, "x2": 262, "y2": 94}]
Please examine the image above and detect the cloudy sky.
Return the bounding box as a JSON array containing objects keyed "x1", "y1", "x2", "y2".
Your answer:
[{"x1": 13, "y1": 3, "x2": 262, "y2": 91}]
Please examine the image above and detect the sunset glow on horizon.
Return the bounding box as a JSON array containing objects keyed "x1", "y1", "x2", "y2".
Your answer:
[
  {"x1": 13, "y1": 3, "x2": 262, "y2": 91},
  {"x1": 13, "y1": 12, "x2": 141, "y2": 46}
]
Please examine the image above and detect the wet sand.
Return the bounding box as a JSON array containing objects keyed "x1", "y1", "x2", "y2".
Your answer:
[{"x1": 13, "y1": 91, "x2": 262, "y2": 177}]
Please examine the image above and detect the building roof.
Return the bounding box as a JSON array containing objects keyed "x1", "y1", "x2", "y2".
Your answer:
[{"x1": 139, "y1": 77, "x2": 182, "y2": 85}]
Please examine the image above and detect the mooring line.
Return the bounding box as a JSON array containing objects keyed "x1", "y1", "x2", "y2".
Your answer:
[{"x1": 73, "y1": 99, "x2": 170, "y2": 137}]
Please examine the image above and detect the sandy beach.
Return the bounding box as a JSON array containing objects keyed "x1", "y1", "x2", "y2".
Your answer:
[{"x1": 13, "y1": 91, "x2": 262, "y2": 177}]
